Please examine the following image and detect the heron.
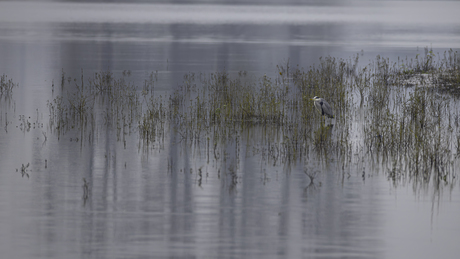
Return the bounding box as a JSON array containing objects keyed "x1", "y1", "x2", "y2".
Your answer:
[{"x1": 311, "y1": 96, "x2": 334, "y2": 119}]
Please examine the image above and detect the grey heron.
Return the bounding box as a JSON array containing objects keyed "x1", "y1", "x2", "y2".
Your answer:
[{"x1": 311, "y1": 96, "x2": 334, "y2": 119}]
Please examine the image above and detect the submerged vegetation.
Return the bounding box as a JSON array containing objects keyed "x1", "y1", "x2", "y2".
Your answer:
[{"x1": 2, "y1": 48, "x2": 460, "y2": 187}]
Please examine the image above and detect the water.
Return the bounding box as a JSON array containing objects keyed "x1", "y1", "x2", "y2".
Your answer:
[{"x1": 1, "y1": 1, "x2": 460, "y2": 258}]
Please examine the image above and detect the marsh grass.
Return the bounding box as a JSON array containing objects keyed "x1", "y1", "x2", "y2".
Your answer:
[
  {"x1": 0, "y1": 74, "x2": 16, "y2": 96},
  {"x1": 167, "y1": 57, "x2": 352, "y2": 170},
  {"x1": 5, "y1": 47, "x2": 458, "y2": 187},
  {"x1": 360, "y1": 48, "x2": 460, "y2": 185},
  {"x1": 166, "y1": 49, "x2": 459, "y2": 184},
  {"x1": 0, "y1": 75, "x2": 17, "y2": 133},
  {"x1": 48, "y1": 69, "x2": 155, "y2": 143}
]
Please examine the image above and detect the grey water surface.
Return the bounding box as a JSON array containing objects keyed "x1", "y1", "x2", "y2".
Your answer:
[{"x1": 1, "y1": 1, "x2": 460, "y2": 258}]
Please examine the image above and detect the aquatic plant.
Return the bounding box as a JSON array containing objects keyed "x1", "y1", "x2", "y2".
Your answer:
[
  {"x1": 0, "y1": 74, "x2": 16, "y2": 96},
  {"x1": 35, "y1": 48, "x2": 460, "y2": 187},
  {"x1": 16, "y1": 163, "x2": 30, "y2": 178},
  {"x1": 48, "y1": 69, "x2": 152, "y2": 142}
]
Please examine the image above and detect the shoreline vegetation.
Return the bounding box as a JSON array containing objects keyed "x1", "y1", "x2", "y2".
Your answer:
[{"x1": 2, "y1": 47, "x2": 459, "y2": 187}]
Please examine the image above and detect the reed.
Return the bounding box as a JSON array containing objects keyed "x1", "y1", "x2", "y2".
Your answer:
[
  {"x1": 0, "y1": 74, "x2": 16, "y2": 96},
  {"x1": 4, "y1": 47, "x2": 459, "y2": 186}
]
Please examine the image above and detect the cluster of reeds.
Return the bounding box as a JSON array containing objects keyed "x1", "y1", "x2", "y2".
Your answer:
[
  {"x1": 167, "y1": 56, "x2": 353, "y2": 168},
  {"x1": 4, "y1": 47, "x2": 459, "y2": 186},
  {"x1": 357, "y1": 49, "x2": 460, "y2": 185},
  {"x1": 397, "y1": 48, "x2": 460, "y2": 94},
  {"x1": 47, "y1": 69, "x2": 154, "y2": 142},
  {"x1": 1, "y1": 75, "x2": 17, "y2": 131},
  {"x1": 0, "y1": 74, "x2": 16, "y2": 97},
  {"x1": 164, "y1": 49, "x2": 459, "y2": 183}
]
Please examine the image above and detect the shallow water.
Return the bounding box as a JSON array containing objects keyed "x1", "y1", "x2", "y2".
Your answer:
[{"x1": 1, "y1": 1, "x2": 460, "y2": 258}]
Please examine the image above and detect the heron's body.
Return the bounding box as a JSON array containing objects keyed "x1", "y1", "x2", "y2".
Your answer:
[{"x1": 311, "y1": 96, "x2": 334, "y2": 119}]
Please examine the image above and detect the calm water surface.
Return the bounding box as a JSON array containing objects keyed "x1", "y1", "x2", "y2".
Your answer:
[{"x1": 1, "y1": 1, "x2": 460, "y2": 258}]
